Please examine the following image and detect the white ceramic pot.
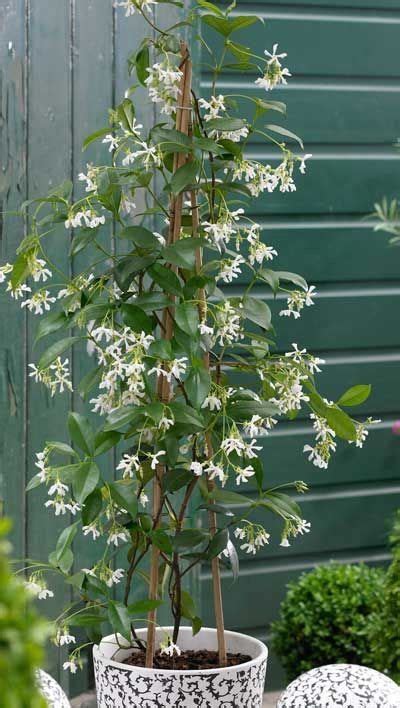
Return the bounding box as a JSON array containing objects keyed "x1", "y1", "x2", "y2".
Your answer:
[{"x1": 93, "y1": 626, "x2": 268, "y2": 707}]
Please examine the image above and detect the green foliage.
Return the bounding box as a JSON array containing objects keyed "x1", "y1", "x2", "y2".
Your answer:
[
  {"x1": 271, "y1": 563, "x2": 385, "y2": 681},
  {"x1": 0, "y1": 519, "x2": 49, "y2": 707},
  {"x1": 369, "y1": 510, "x2": 400, "y2": 682}
]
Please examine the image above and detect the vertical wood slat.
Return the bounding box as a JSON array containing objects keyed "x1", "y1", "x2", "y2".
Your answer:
[
  {"x1": 26, "y1": 0, "x2": 72, "y2": 688},
  {"x1": 0, "y1": 0, "x2": 27, "y2": 559},
  {"x1": 69, "y1": 0, "x2": 114, "y2": 696}
]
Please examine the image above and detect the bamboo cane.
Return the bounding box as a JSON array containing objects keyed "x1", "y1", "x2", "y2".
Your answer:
[
  {"x1": 189, "y1": 127, "x2": 227, "y2": 665},
  {"x1": 145, "y1": 41, "x2": 192, "y2": 668}
]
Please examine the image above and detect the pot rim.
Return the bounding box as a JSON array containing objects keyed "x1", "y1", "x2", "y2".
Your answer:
[{"x1": 93, "y1": 626, "x2": 268, "y2": 676}]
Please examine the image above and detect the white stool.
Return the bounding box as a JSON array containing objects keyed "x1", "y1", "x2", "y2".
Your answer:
[{"x1": 277, "y1": 664, "x2": 400, "y2": 707}]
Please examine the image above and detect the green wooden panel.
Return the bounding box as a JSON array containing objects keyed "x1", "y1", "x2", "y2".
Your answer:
[
  {"x1": 0, "y1": 0, "x2": 27, "y2": 558},
  {"x1": 201, "y1": 83, "x2": 400, "y2": 145},
  {"x1": 234, "y1": 221, "x2": 400, "y2": 283},
  {"x1": 246, "y1": 152, "x2": 400, "y2": 216},
  {"x1": 26, "y1": 0, "x2": 72, "y2": 688},
  {"x1": 205, "y1": 12, "x2": 400, "y2": 78},
  {"x1": 239, "y1": 0, "x2": 400, "y2": 7}
]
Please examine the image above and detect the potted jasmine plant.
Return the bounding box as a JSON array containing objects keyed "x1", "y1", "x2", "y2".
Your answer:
[{"x1": 1, "y1": 0, "x2": 377, "y2": 705}]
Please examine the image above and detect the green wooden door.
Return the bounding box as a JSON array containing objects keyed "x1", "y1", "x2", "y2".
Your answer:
[
  {"x1": 199, "y1": 0, "x2": 400, "y2": 689},
  {"x1": 1, "y1": 0, "x2": 400, "y2": 696}
]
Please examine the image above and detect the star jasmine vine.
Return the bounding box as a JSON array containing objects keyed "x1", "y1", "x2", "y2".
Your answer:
[{"x1": 2, "y1": 0, "x2": 378, "y2": 673}]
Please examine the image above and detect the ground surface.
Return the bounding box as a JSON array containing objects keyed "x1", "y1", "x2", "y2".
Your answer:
[{"x1": 70, "y1": 691, "x2": 282, "y2": 707}]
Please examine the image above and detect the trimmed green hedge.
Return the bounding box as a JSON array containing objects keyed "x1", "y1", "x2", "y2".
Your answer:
[{"x1": 271, "y1": 563, "x2": 385, "y2": 682}]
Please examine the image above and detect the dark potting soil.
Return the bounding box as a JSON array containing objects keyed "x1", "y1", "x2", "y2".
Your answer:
[{"x1": 123, "y1": 648, "x2": 252, "y2": 671}]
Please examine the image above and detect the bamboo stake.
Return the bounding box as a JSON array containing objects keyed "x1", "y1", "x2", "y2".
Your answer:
[
  {"x1": 145, "y1": 41, "x2": 192, "y2": 668},
  {"x1": 190, "y1": 162, "x2": 227, "y2": 667}
]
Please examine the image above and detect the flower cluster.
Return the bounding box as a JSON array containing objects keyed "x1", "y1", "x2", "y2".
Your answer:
[
  {"x1": 145, "y1": 61, "x2": 183, "y2": 116},
  {"x1": 255, "y1": 44, "x2": 291, "y2": 91}
]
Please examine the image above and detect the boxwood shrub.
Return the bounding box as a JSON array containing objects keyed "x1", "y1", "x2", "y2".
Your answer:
[{"x1": 271, "y1": 562, "x2": 385, "y2": 682}]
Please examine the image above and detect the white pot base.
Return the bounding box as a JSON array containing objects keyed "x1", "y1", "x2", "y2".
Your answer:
[{"x1": 93, "y1": 626, "x2": 268, "y2": 707}]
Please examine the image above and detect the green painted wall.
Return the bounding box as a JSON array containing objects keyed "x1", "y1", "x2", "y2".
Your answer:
[
  {"x1": 200, "y1": 0, "x2": 400, "y2": 690},
  {"x1": 1, "y1": 0, "x2": 400, "y2": 696}
]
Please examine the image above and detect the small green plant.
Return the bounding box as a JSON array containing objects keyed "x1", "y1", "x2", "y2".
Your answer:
[
  {"x1": 0, "y1": 518, "x2": 49, "y2": 708},
  {"x1": 271, "y1": 563, "x2": 385, "y2": 681},
  {"x1": 369, "y1": 510, "x2": 400, "y2": 682}
]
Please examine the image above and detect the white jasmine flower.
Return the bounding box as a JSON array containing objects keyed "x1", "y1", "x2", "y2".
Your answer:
[
  {"x1": 149, "y1": 450, "x2": 166, "y2": 470},
  {"x1": 204, "y1": 461, "x2": 226, "y2": 485},
  {"x1": 221, "y1": 436, "x2": 245, "y2": 457},
  {"x1": 6, "y1": 282, "x2": 31, "y2": 300},
  {"x1": 56, "y1": 629, "x2": 76, "y2": 647},
  {"x1": 35, "y1": 449, "x2": 50, "y2": 483},
  {"x1": 159, "y1": 416, "x2": 174, "y2": 432},
  {"x1": 218, "y1": 255, "x2": 245, "y2": 284},
  {"x1": 255, "y1": 44, "x2": 291, "y2": 91},
  {"x1": 21, "y1": 289, "x2": 56, "y2": 315},
  {"x1": 102, "y1": 134, "x2": 119, "y2": 151},
  {"x1": 107, "y1": 528, "x2": 130, "y2": 547},
  {"x1": 243, "y1": 439, "x2": 262, "y2": 459},
  {"x1": 199, "y1": 95, "x2": 226, "y2": 121},
  {"x1": 280, "y1": 537, "x2": 290, "y2": 547},
  {"x1": 214, "y1": 301, "x2": 243, "y2": 346},
  {"x1": 199, "y1": 322, "x2": 214, "y2": 336},
  {"x1": 82, "y1": 523, "x2": 101, "y2": 540},
  {"x1": 78, "y1": 164, "x2": 97, "y2": 193},
  {"x1": 106, "y1": 568, "x2": 125, "y2": 587},
  {"x1": 63, "y1": 660, "x2": 78, "y2": 674},
  {"x1": 29, "y1": 256, "x2": 52, "y2": 282},
  {"x1": 154, "y1": 231, "x2": 166, "y2": 246},
  {"x1": 116, "y1": 453, "x2": 140, "y2": 478},
  {"x1": 0, "y1": 263, "x2": 13, "y2": 283},
  {"x1": 190, "y1": 461, "x2": 204, "y2": 476},
  {"x1": 296, "y1": 519, "x2": 311, "y2": 536},
  {"x1": 48, "y1": 479, "x2": 69, "y2": 497},
  {"x1": 201, "y1": 395, "x2": 222, "y2": 411},
  {"x1": 145, "y1": 61, "x2": 183, "y2": 115},
  {"x1": 160, "y1": 639, "x2": 181, "y2": 657},
  {"x1": 279, "y1": 285, "x2": 316, "y2": 319},
  {"x1": 139, "y1": 491, "x2": 149, "y2": 507},
  {"x1": 299, "y1": 154, "x2": 312, "y2": 174},
  {"x1": 236, "y1": 465, "x2": 255, "y2": 485},
  {"x1": 116, "y1": 0, "x2": 157, "y2": 17}
]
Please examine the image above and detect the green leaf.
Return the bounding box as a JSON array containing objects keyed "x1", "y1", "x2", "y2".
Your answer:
[
  {"x1": 78, "y1": 365, "x2": 103, "y2": 400},
  {"x1": 170, "y1": 161, "x2": 198, "y2": 194},
  {"x1": 175, "y1": 302, "x2": 199, "y2": 336},
  {"x1": 148, "y1": 339, "x2": 173, "y2": 360},
  {"x1": 162, "y1": 467, "x2": 193, "y2": 493},
  {"x1": 127, "y1": 599, "x2": 163, "y2": 615},
  {"x1": 255, "y1": 99, "x2": 286, "y2": 117},
  {"x1": 276, "y1": 271, "x2": 308, "y2": 292},
  {"x1": 325, "y1": 406, "x2": 357, "y2": 441},
  {"x1": 337, "y1": 384, "x2": 372, "y2": 407},
  {"x1": 207, "y1": 528, "x2": 229, "y2": 559},
  {"x1": 108, "y1": 601, "x2": 131, "y2": 642},
  {"x1": 10, "y1": 253, "x2": 30, "y2": 290},
  {"x1": 82, "y1": 488, "x2": 103, "y2": 526},
  {"x1": 150, "y1": 529, "x2": 173, "y2": 554},
  {"x1": 55, "y1": 522, "x2": 79, "y2": 566},
  {"x1": 205, "y1": 117, "x2": 247, "y2": 132},
  {"x1": 119, "y1": 226, "x2": 161, "y2": 250},
  {"x1": 258, "y1": 268, "x2": 280, "y2": 293},
  {"x1": 69, "y1": 612, "x2": 107, "y2": 627},
  {"x1": 46, "y1": 441, "x2": 78, "y2": 458},
  {"x1": 265, "y1": 124, "x2": 304, "y2": 149},
  {"x1": 149, "y1": 263, "x2": 183, "y2": 297},
  {"x1": 71, "y1": 303, "x2": 111, "y2": 326},
  {"x1": 202, "y1": 14, "x2": 259, "y2": 37},
  {"x1": 94, "y1": 430, "x2": 122, "y2": 456},
  {"x1": 72, "y1": 462, "x2": 100, "y2": 504},
  {"x1": 38, "y1": 336, "x2": 80, "y2": 370},
  {"x1": 242, "y1": 296, "x2": 271, "y2": 329},
  {"x1": 173, "y1": 529, "x2": 209, "y2": 551},
  {"x1": 261, "y1": 491, "x2": 302, "y2": 520},
  {"x1": 104, "y1": 406, "x2": 143, "y2": 431},
  {"x1": 109, "y1": 480, "x2": 138, "y2": 519},
  {"x1": 121, "y1": 303, "x2": 154, "y2": 334},
  {"x1": 135, "y1": 46, "x2": 150, "y2": 86},
  {"x1": 152, "y1": 127, "x2": 192, "y2": 153},
  {"x1": 196, "y1": 0, "x2": 225, "y2": 16},
  {"x1": 114, "y1": 254, "x2": 157, "y2": 291},
  {"x1": 82, "y1": 127, "x2": 110, "y2": 151},
  {"x1": 117, "y1": 98, "x2": 136, "y2": 132},
  {"x1": 185, "y1": 363, "x2": 211, "y2": 408},
  {"x1": 133, "y1": 292, "x2": 171, "y2": 312},
  {"x1": 68, "y1": 412, "x2": 95, "y2": 456},
  {"x1": 168, "y1": 402, "x2": 204, "y2": 430},
  {"x1": 163, "y1": 238, "x2": 202, "y2": 270},
  {"x1": 35, "y1": 311, "x2": 68, "y2": 343},
  {"x1": 226, "y1": 399, "x2": 280, "y2": 422},
  {"x1": 210, "y1": 488, "x2": 253, "y2": 507},
  {"x1": 70, "y1": 228, "x2": 99, "y2": 256},
  {"x1": 26, "y1": 473, "x2": 45, "y2": 492}
]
